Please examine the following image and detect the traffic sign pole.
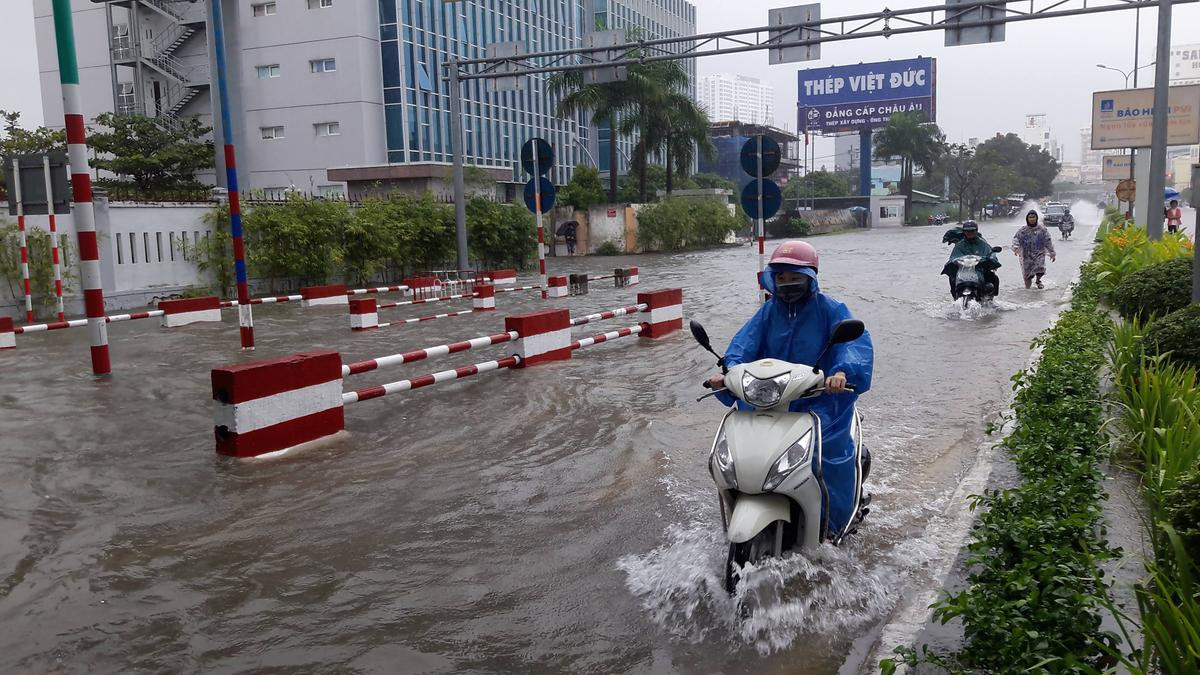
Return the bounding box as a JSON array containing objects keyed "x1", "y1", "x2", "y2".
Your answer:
[
  {"x1": 533, "y1": 141, "x2": 548, "y2": 300},
  {"x1": 757, "y1": 135, "x2": 765, "y2": 305}
]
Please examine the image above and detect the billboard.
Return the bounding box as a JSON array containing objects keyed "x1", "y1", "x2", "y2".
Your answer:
[
  {"x1": 797, "y1": 57, "x2": 936, "y2": 134},
  {"x1": 1102, "y1": 155, "x2": 1132, "y2": 180},
  {"x1": 1090, "y1": 85, "x2": 1200, "y2": 149},
  {"x1": 1170, "y1": 43, "x2": 1200, "y2": 86}
]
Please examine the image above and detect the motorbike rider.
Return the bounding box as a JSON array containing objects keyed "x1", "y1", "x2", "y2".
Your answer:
[
  {"x1": 706, "y1": 241, "x2": 875, "y2": 539},
  {"x1": 942, "y1": 220, "x2": 1001, "y2": 297}
]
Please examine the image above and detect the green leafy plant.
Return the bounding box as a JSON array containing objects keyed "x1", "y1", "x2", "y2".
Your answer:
[
  {"x1": 637, "y1": 197, "x2": 744, "y2": 252},
  {"x1": 1165, "y1": 470, "x2": 1200, "y2": 564},
  {"x1": 1110, "y1": 257, "x2": 1194, "y2": 322},
  {"x1": 1142, "y1": 304, "x2": 1200, "y2": 371},
  {"x1": 0, "y1": 221, "x2": 77, "y2": 318},
  {"x1": 594, "y1": 241, "x2": 622, "y2": 256},
  {"x1": 467, "y1": 197, "x2": 536, "y2": 269},
  {"x1": 558, "y1": 165, "x2": 606, "y2": 211}
]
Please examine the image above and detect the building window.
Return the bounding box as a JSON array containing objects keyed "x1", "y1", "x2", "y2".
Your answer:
[
  {"x1": 117, "y1": 82, "x2": 135, "y2": 114},
  {"x1": 314, "y1": 121, "x2": 340, "y2": 136},
  {"x1": 252, "y1": 2, "x2": 276, "y2": 17},
  {"x1": 310, "y1": 58, "x2": 337, "y2": 73},
  {"x1": 318, "y1": 184, "x2": 345, "y2": 197},
  {"x1": 256, "y1": 64, "x2": 281, "y2": 79},
  {"x1": 260, "y1": 126, "x2": 285, "y2": 140},
  {"x1": 307, "y1": 0, "x2": 333, "y2": 8}
]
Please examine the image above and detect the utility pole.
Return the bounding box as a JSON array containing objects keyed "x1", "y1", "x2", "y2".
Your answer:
[
  {"x1": 1145, "y1": 0, "x2": 1172, "y2": 239},
  {"x1": 449, "y1": 62, "x2": 469, "y2": 272}
]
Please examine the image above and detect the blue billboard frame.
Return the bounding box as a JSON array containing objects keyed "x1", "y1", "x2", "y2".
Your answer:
[{"x1": 797, "y1": 57, "x2": 937, "y2": 133}]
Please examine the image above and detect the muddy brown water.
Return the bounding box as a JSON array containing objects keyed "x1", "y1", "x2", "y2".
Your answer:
[{"x1": 0, "y1": 208, "x2": 1098, "y2": 674}]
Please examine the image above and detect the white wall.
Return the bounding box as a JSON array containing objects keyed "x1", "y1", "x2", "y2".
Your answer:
[{"x1": 1, "y1": 198, "x2": 215, "y2": 319}]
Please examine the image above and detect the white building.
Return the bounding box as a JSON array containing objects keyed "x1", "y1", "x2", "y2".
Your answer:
[
  {"x1": 1019, "y1": 113, "x2": 1062, "y2": 161},
  {"x1": 698, "y1": 73, "x2": 775, "y2": 126}
]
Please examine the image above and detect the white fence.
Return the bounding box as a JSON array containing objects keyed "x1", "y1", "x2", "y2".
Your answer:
[{"x1": 1, "y1": 196, "x2": 215, "y2": 318}]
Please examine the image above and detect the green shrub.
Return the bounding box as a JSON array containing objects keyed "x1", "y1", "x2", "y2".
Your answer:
[
  {"x1": 0, "y1": 222, "x2": 77, "y2": 318},
  {"x1": 1110, "y1": 257, "x2": 1194, "y2": 321},
  {"x1": 594, "y1": 241, "x2": 621, "y2": 256},
  {"x1": 1144, "y1": 304, "x2": 1200, "y2": 370},
  {"x1": 637, "y1": 197, "x2": 745, "y2": 252},
  {"x1": 766, "y1": 215, "x2": 810, "y2": 238},
  {"x1": 467, "y1": 198, "x2": 536, "y2": 269},
  {"x1": 1166, "y1": 470, "x2": 1200, "y2": 564}
]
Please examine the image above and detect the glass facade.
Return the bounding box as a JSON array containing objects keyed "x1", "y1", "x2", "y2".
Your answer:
[
  {"x1": 593, "y1": 0, "x2": 697, "y2": 175},
  {"x1": 379, "y1": 0, "x2": 592, "y2": 181}
]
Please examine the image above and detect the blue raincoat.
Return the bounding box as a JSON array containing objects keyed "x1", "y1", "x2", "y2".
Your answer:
[{"x1": 715, "y1": 266, "x2": 875, "y2": 538}]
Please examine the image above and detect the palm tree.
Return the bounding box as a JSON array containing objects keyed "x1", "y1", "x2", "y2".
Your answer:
[
  {"x1": 616, "y1": 60, "x2": 692, "y2": 202},
  {"x1": 873, "y1": 111, "x2": 946, "y2": 217},
  {"x1": 546, "y1": 71, "x2": 628, "y2": 202},
  {"x1": 656, "y1": 93, "x2": 715, "y2": 194}
]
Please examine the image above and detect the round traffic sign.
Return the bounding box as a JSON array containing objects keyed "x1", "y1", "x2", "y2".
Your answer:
[
  {"x1": 740, "y1": 135, "x2": 782, "y2": 178},
  {"x1": 740, "y1": 179, "x2": 782, "y2": 220},
  {"x1": 523, "y1": 177, "x2": 556, "y2": 213},
  {"x1": 520, "y1": 138, "x2": 554, "y2": 176},
  {"x1": 1115, "y1": 179, "x2": 1136, "y2": 202}
]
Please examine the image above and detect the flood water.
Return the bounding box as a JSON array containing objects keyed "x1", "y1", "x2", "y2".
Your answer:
[{"x1": 0, "y1": 206, "x2": 1099, "y2": 674}]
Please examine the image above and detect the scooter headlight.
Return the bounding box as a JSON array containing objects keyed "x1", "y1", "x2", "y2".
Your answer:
[
  {"x1": 711, "y1": 432, "x2": 737, "y2": 489},
  {"x1": 762, "y1": 428, "x2": 814, "y2": 491},
  {"x1": 742, "y1": 372, "x2": 791, "y2": 408}
]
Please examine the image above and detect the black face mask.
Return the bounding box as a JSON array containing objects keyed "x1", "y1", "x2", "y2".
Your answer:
[{"x1": 774, "y1": 277, "x2": 812, "y2": 304}]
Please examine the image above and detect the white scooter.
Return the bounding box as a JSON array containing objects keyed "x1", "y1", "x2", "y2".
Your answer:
[{"x1": 691, "y1": 320, "x2": 871, "y2": 593}]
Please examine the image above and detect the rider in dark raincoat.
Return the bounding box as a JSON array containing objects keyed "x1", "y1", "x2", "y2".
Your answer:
[
  {"x1": 711, "y1": 240, "x2": 875, "y2": 539},
  {"x1": 942, "y1": 220, "x2": 1001, "y2": 296}
]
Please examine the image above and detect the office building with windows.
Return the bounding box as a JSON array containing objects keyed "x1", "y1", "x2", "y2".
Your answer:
[
  {"x1": 699, "y1": 73, "x2": 775, "y2": 126},
  {"x1": 36, "y1": 0, "x2": 697, "y2": 196},
  {"x1": 591, "y1": 0, "x2": 698, "y2": 178}
]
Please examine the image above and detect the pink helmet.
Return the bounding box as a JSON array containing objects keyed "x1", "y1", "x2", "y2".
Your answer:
[{"x1": 769, "y1": 240, "x2": 819, "y2": 271}]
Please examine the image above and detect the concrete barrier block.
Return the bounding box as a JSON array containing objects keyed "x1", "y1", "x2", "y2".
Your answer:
[
  {"x1": 505, "y1": 309, "x2": 572, "y2": 367},
  {"x1": 159, "y1": 296, "x2": 222, "y2": 327},
  {"x1": 473, "y1": 283, "x2": 496, "y2": 311},
  {"x1": 300, "y1": 284, "x2": 349, "y2": 308},
  {"x1": 547, "y1": 275, "x2": 569, "y2": 298},
  {"x1": 638, "y1": 288, "x2": 683, "y2": 339},
  {"x1": 0, "y1": 317, "x2": 13, "y2": 350},
  {"x1": 349, "y1": 298, "x2": 379, "y2": 330}
]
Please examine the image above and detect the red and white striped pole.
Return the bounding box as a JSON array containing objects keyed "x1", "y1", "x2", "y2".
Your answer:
[
  {"x1": 533, "y1": 141, "x2": 548, "y2": 300},
  {"x1": 51, "y1": 0, "x2": 110, "y2": 375},
  {"x1": 42, "y1": 155, "x2": 65, "y2": 322},
  {"x1": 11, "y1": 158, "x2": 33, "y2": 323}
]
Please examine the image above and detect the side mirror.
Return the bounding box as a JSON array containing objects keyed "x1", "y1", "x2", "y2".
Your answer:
[
  {"x1": 830, "y1": 319, "x2": 865, "y2": 345},
  {"x1": 992, "y1": 246, "x2": 1003, "y2": 253},
  {"x1": 689, "y1": 320, "x2": 712, "y2": 350}
]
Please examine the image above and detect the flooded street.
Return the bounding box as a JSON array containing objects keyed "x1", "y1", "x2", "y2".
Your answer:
[{"x1": 0, "y1": 207, "x2": 1098, "y2": 674}]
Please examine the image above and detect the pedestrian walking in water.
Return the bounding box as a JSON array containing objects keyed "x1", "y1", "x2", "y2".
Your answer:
[{"x1": 1012, "y1": 210, "x2": 1056, "y2": 289}]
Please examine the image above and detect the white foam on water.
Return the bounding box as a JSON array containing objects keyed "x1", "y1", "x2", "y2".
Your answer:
[{"x1": 619, "y1": 464, "x2": 942, "y2": 654}]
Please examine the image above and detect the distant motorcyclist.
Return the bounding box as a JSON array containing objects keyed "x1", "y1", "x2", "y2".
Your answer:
[{"x1": 943, "y1": 221, "x2": 1001, "y2": 297}]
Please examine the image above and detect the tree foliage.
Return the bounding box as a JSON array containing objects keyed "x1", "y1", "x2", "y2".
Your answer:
[
  {"x1": 0, "y1": 219, "x2": 76, "y2": 317},
  {"x1": 88, "y1": 113, "x2": 213, "y2": 193},
  {"x1": 637, "y1": 197, "x2": 745, "y2": 251},
  {"x1": 784, "y1": 170, "x2": 853, "y2": 200},
  {"x1": 873, "y1": 111, "x2": 945, "y2": 211},
  {"x1": 559, "y1": 165, "x2": 606, "y2": 211},
  {"x1": 0, "y1": 110, "x2": 66, "y2": 196},
  {"x1": 467, "y1": 197, "x2": 537, "y2": 268},
  {"x1": 973, "y1": 132, "x2": 1060, "y2": 199}
]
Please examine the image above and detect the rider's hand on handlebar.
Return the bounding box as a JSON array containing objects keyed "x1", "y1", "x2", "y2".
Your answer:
[
  {"x1": 707, "y1": 374, "x2": 726, "y2": 390},
  {"x1": 824, "y1": 371, "x2": 849, "y2": 394}
]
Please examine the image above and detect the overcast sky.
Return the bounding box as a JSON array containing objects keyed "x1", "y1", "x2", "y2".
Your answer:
[{"x1": 1, "y1": 1, "x2": 1196, "y2": 165}]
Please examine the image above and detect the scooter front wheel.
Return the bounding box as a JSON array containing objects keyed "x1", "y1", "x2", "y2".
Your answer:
[{"x1": 724, "y1": 523, "x2": 782, "y2": 593}]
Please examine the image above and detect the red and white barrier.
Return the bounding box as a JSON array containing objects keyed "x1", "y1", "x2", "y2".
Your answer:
[
  {"x1": 212, "y1": 351, "x2": 345, "y2": 458},
  {"x1": 376, "y1": 292, "x2": 473, "y2": 310},
  {"x1": 570, "y1": 324, "x2": 643, "y2": 350},
  {"x1": 0, "y1": 317, "x2": 14, "y2": 350},
  {"x1": 473, "y1": 283, "x2": 496, "y2": 311},
  {"x1": 547, "y1": 275, "x2": 569, "y2": 298},
  {"x1": 495, "y1": 285, "x2": 540, "y2": 294},
  {"x1": 13, "y1": 310, "x2": 165, "y2": 336},
  {"x1": 221, "y1": 294, "x2": 303, "y2": 308},
  {"x1": 380, "y1": 309, "x2": 475, "y2": 328},
  {"x1": 301, "y1": 284, "x2": 350, "y2": 308},
  {"x1": 347, "y1": 284, "x2": 409, "y2": 296},
  {"x1": 341, "y1": 330, "x2": 519, "y2": 376},
  {"x1": 349, "y1": 298, "x2": 380, "y2": 331},
  {"x1": 570, "y1": 304, "x2": 647, "y2": 327},
  {"x1": 342, "y1": 356, "x2": 521, "y2": 404},
  {"x1": 160, "y1": 296, "x2": 222, "y2": 327},
  {"x1": 638, "y1": 289, "x2": 683, "y2": 338},
  {"x1": 490, "y1": 269, "x2": 517, "y2": 286},
  {"x1": 505, "y1": 309, "x2": 572, "y2": 367},
  {"x1": 628, "y1": 267, "x2": 640, "y2": 285}
]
